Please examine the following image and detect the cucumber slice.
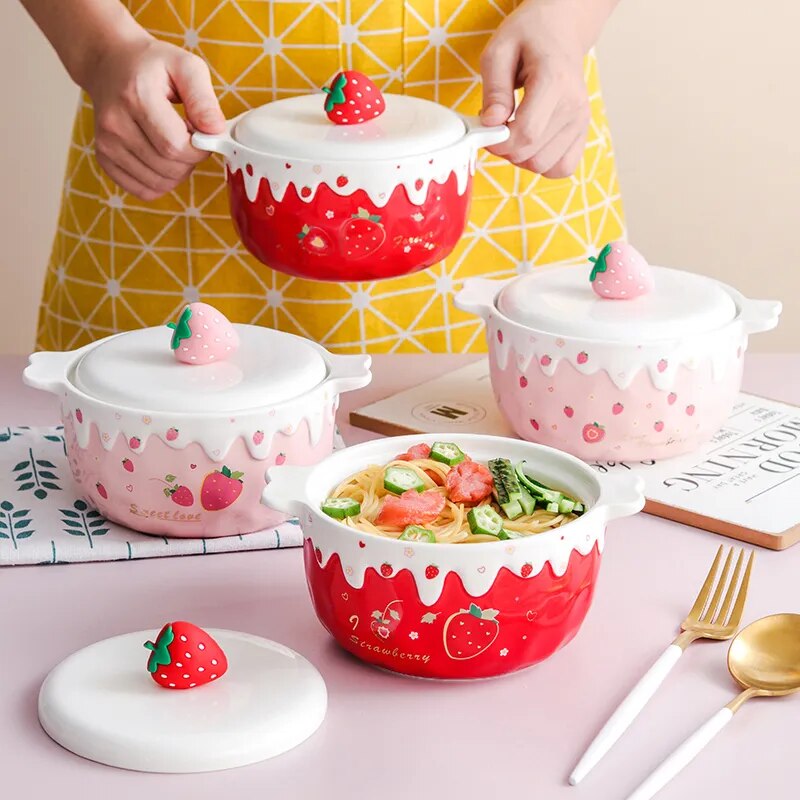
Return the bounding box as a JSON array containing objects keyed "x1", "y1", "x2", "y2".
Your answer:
[
  {"x1": 573, "y1": 502, "x2": 585, "y2": 515},
  {"x1": 545, "y1": 501, "x2": 560, "y2": 514},
  {"x1": 515, "y1": 462, "x2": 563, "y2": 503},
  {"x1": 518, "y1": 489, "x2": 536, "y2": 516},
  {"x1": 467, "y1": 505, "x2": 504, "y2": 537},
  {"x1": 500, "y1": 498, "x2": 524, "y2": 520},
  {"x1": 503, "y1": 528, "x2": 526, "y2": 539},
  {"x1": 558, "y1": 498, "x2": 576, "y2": 515},
  {"x1": 384, "y1": 465, "x2": 425, "y2": 494},
  {"x1": 399, "y1": 525, "x2": 436, "y2": 543},
  {"x1": 321, "y1": 497, "x2": 361, "y2": 519},
  {"x1": 429, "y1": 442, "x2": 466, "y2": 466}
]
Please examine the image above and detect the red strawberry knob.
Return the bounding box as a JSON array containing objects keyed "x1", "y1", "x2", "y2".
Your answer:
[
  {"x1": 167, "y1": 302, "x2": 240, "y2": 365},
  {"x1": 323, "y1": 70, "x2": 385, "y2": 125},
  {"x1": 143, "y1": 621, "x2": 228, "y2": 690},
  {"x1": 589, "y1": 241, "x2": 654, "y2": 300}
]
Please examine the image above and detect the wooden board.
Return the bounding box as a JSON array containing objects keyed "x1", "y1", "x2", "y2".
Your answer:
[{"x1": 350, "y1": 360, "x2": 800, "y2": 550}]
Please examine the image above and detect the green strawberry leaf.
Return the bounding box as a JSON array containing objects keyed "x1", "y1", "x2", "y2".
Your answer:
[
  {"x1": 322, "y1": 73, "x2": 348, "y2": 112},
  {"x1": 143, "y1": 624, "x2": 174, "y2": 673},
  {"x1": 165, "y1": 474, "x2": 176, "y2": 483},
  {"x1": 167, "y1": 306, "x2": 193, "y2": 350},
  {"x1": 588, "y1": 242, "x2": 613, "y2": 282},
  {"x1": 231, "y1": 471, "x2": 244, "y2": 481},
  {"x1": 163, "y1": 488, "x2": 171, "y2": 498},
  {"x1": 221, "y1": 466, "x2": 232, "y2": 478},
  {"x1": 468, "y1": 603, "x2": 482, "y2": 618}
]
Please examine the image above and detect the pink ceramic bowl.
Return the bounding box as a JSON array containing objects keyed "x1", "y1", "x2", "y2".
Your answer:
[
  {"x1": 455, "y1": 267, "x2": 781, "y2": 461},
  {"x1": 262, "y1": 434, "x2": 644, "y2": 679},
  {"x1": 23, "y1": 307, "x2": 371, "y2": 538}
]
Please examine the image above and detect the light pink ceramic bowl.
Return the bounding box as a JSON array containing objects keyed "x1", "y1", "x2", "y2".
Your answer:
[
  {"x1": 455, "y1": 267, "x2": 781, "y2": 461},
  {"x1": 23, "y1": 309, "x2": 371, "y2": 537}
]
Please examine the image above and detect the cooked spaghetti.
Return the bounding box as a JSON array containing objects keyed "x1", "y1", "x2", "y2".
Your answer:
[{"x1": 321, "y1": 442, "x2": 583, "y2": 544}]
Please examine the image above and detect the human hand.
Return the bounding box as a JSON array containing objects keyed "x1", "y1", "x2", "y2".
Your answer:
[
  {"x1": 85, "y1": 36, "x2": 226, "y2": 200},
  {"x1": 479, "y1": 0, "x2": 594, "y2": 178}
]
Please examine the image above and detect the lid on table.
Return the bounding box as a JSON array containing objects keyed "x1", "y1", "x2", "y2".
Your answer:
[
  {"x1": 72, "y1": 325, "x2": 328, "y2": 413},
  {"x1": 496, "y1": 265, "x2": 738, "y2": 342},
  {"x1": 232, "y1": 93, "x2": 467, "y2": 161}
]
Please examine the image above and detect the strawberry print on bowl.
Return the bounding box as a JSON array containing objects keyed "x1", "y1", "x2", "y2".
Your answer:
[
  {"x1": 455, "y1": 252, "x2": 781, "y2": 460},
  {"x1": 23, "y1": 304, "x2": 372, "y2": 538},
  {"x1": 263, "y1": 433, "x2": 644, "y2": 679},
  {"x1": 191, "y1": 86, "x2": 508, "y2": 282}
]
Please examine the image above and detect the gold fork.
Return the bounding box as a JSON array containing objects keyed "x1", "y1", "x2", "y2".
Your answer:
[{"x1": 569, "y1": 546, "x2": 754, "y2": 786}]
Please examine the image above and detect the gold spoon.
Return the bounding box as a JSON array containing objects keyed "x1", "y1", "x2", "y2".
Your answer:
[{"x1": 626, "y1": 613, "x2": 800, "y2": 800}]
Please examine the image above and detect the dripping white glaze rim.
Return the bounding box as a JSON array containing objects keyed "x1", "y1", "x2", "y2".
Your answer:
[{"x1": 261, "y1": 433, "x2": 645, "y2": 602}]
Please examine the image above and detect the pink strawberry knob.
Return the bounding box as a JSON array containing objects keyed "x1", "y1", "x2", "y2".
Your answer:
[
  {"x1": 589, "y1": 241, "x2": 654, "y2": 300},
  {"x1": 144, "y1": 621, "x2": 228, "y2": 690},
  {"x1": 323, "y1": 70, "x2": 385, "y2": 125},
  {"x1": 167, "y1": 302, "x2": 239, "y2": 365}
]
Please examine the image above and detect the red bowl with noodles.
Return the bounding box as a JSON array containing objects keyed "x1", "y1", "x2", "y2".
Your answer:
[{"x1": 261, "y1": 434, "x2": 643, "y2": 679}]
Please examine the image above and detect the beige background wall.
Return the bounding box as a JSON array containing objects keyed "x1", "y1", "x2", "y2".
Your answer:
[{"x1": 1, "y1": 1, "x2": 797, "y2": 354}]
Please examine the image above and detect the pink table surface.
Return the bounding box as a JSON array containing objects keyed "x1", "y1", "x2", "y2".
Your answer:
[{"x1": 1, "y1": 353, "x2": 799, "y2": 799}]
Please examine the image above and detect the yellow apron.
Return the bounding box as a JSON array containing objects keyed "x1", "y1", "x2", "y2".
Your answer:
[{"x1": 38, "y1": 0, "x2": 624, "y2": 353}]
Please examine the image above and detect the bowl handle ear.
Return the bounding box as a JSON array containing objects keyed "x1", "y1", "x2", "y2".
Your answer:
[
  {"x1": 23, "y1": 348, "x2": 89, "y2": 394},
  {"x1": 326, "y1": 354, "x2": 372, "y2": 395},
  {"x1": 740, "y1": 299, "x2": 782, "y2": 334},
  {"x1": 461, "y1": 116, "x2": 510, "y2": 149},
  {"x1": 262, "y1": 464, "x2": 313, "y2": 518},
  {"x1": 597, "y1": 474, "x2": 646, "y2": 522},
  {"x1": 453, "y1": 277, "x2": 508, "y2": 319}
]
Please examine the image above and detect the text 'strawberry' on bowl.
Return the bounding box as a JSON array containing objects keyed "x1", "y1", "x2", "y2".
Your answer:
[{"x1": 261, "y1": 434, "x2": 644, "y2": 679}]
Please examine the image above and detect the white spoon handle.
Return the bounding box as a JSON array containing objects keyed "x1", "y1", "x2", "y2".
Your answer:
[
  {"x1": 569, "y1": 644, "x2": 683, "y2": 785},
  {"x1": 625, "y1": 707, "x2": 734, "y2": 800}
]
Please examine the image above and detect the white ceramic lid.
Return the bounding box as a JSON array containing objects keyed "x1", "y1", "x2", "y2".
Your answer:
[
  {"x1": 497, "y1": 265, "x2": 738, "y2": 342},
  {"x1": 233, "y1": 93, "x2": 467, "y2": 161},
  {"x1": 38, "y1": 629, "x2": 327, "y2": 773},
  {"x1": 72, "y1": 325, "x2": 328, "y2": 413}
]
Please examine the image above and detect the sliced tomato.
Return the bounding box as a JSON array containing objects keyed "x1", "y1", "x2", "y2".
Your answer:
[
  {"x1": 445, "y1": 461, "x2": 494, "y2": 504},
  {"x1": 375, "y1": 489, "x2": 446, "y2": 527},
  {"x1": 395, "y1": 443, "x2": 432, "y2": 462}
]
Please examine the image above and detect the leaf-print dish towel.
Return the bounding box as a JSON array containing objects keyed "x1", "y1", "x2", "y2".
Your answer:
[{"x1": 0, "y1": 425, "x2": 317, "y2": 566}]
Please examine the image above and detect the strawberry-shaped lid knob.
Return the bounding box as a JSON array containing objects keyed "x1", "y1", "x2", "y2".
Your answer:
[
  {"x1": 589, "y1": 241, "x2": 655, "y2": 300},
  {"x1": 144, "y1": 621, "x2": 228, "y2": 690},
  {"x1": 323, "y1": 70, "x2": 385, "y2": 126},
  {"x1": 167, "y1": 302, "x2": 240, "y2": 365}
]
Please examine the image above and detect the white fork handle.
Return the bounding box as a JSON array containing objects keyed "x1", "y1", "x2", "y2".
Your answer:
[
  {"x1": 624, "y1": 707, "x2": 733, "y2": 800},
  {"x1": 569, "y1": 644, "x2": 684, "y2": 785}
]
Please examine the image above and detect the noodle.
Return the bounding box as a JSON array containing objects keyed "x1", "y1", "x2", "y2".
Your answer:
[{"x1": 329, "y1": 457, "x2": 577, "y2": 544}]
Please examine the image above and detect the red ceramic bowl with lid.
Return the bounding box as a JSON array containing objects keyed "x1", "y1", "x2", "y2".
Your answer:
[
  {"x1": 191, "y1": 88, "x2": 509, "y2": 282},
  {"x1": 262, "y1": 434, "x2": 644, "y2": 680},
  {"x1": 455, "y1": 247, "x2": 781, "y2": 461},
  {"x1": 23, "y1": 304, "x2": 371, "y2": 537}
]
